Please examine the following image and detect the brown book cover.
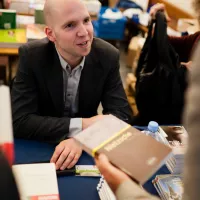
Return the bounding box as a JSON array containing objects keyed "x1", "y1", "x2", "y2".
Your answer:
[{"x1": 74, "y1": 115, "x2": 172, "y2": 184}]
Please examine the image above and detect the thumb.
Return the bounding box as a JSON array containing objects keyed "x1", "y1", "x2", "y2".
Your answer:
[
  {"x1": 98, "y1": 154, "x2": 110, "y2": 164},
  {"x1": 95, "y1": 154, "x2": 112, "y2": 172}
]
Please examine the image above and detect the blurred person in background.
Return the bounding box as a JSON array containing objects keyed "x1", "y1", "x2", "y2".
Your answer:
[
  {"x1": 95, "y1": 0, "x2": 200, "y2": 199},
  {"x1": 150, "y1": 3, "x2": 200, "y2": 71}
]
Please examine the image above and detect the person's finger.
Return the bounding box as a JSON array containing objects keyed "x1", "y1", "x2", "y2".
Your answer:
[
  {"x1": 95, "y1": 154, "x2": 113, "y2": 173},
  {"x1": 60, "y1": 151, "x2": 76, "y2": 170},
  {"x1": 150, "y1": 3, "x2": 165, "y2": 16},
  {"x1": 55, "y1": 147, "x2": 70, "y2": 170},
  {"x1": 181, "y1": 62, "x2": 188, "y2": 65},
  {"x1": 50, "y1": 144, "x2": 65, "y2": 164},
  {"x1": 149, "y1": 3, "x2": 171, "y2": 22},
  {"x1": 66, "y1": 152, "x2": 81, "y2": 169},
  {"x1": 181, "y1": 61, "x2": 192, "y2": 70},
  {"x1": 165, "y1": 11, "x2": 171, "y2": 22}
]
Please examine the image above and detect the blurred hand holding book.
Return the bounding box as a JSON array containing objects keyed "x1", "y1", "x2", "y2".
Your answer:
[{"x1": 74, "y1": 115, "x2": 172, "y2": 184}]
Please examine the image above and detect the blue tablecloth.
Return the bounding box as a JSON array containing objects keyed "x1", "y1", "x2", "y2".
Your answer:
[
  {"x1": 14, "y1": 130, "x2": 170, "y2": 199},
  {"x1": 14, "y1": 139, "x2": 100, "y2": 200}
]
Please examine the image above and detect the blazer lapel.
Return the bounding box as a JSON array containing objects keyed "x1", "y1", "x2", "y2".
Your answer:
[
  {"x1": 43, "y1": 45, "x2": 64, "y2": 116},
  {"x1": 79, "y1": 49, "x2": 103, "y2": 115}
]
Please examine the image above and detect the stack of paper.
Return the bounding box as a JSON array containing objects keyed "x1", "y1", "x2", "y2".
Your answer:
[
  {"x1": 16, "y1": 15, "x2": 35, "y2": 28},
  {"x1": 10, "y1": 0, "x2": 31, "y2": 14},
  {"x1": 159, "y1": 126, "x2": 187, "y2": 174},
  {"x1": 143, "y1": 126, "x2": 187, "y2": 174},
  {"x1": 152, "y1": 174, "x2": 183, "y2": 200},
  {"x1": 12, "y1": 163, "x2": 60, "y2": 200},
  {"x1": 26, "y1": 24, "x2": 46, "y2": 41},
  {"x1": 167, "y1": 141, "x2": 186, "y2": 174},
  {"x1": 97, "y1": 177, "x2": 116, "y2": 200}
]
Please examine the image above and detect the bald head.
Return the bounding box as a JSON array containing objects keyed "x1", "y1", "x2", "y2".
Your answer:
[{"x1": 44, "y1": 0, "x2": 88, "y2": 26}]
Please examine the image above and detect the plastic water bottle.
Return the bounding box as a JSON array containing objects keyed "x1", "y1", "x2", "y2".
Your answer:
[{"x1": 143, "y1": 121, "x2": 159, "y2": 141}]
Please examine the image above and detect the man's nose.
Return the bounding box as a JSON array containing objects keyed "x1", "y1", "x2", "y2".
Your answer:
[{"x1": 77, "y1": 24, "x2": 88, "y2": 37}]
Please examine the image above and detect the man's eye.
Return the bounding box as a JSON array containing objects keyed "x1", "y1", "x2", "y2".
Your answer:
[
  {"x1": 66, "y1": 23, "x2": 74, "y2": 28},
  {"x1": 84, "y1": 18, "x2": 90, "y2": 23}
]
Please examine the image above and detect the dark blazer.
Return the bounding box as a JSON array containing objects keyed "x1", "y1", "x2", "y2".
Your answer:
[{"x1": 12, "y1": 37, "x2": 132, "y2": 143}]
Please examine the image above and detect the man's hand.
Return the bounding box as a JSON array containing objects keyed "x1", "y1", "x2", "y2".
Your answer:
[
  {"x1": 82, "y1": 115, "x2": 107, "y2": 130},
  {"x1": 150, "y1": 3, "x2": 171, "y2": 22},
  {"x1": 50, "y1": 138, "x2": 82, "y2": 170},
  {"x1": 95, "y1": 154, "x2": 130, "y2": 193}
]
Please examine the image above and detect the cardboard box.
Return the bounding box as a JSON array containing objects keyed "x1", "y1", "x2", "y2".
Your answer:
[
  {"x1": 126, "y1": 36, "x2": 145, "y2": 72},
  {"x1": 177, "y1": 18, "x2": 199, "y2": 34}
]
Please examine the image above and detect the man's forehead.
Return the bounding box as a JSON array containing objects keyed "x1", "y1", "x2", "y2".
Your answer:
[
  {"x1": 53, "y1": 0, "x2": 87, "y2": 14},
  {"x1": 53, "y1": 2, "x2": 90, "y2": 21},
  {"x1": 53, "y1": 0, "x2": 89, "y2": 17}
]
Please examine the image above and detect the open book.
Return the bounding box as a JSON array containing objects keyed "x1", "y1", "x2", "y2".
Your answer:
[{"x1": 74, "y1": 115, "x2": 172, "y2": 184}]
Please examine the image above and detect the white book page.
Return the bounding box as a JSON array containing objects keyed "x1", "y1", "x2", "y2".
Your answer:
[{"x1": 12, "y1": 163, "x2": 59, "y2": 200}]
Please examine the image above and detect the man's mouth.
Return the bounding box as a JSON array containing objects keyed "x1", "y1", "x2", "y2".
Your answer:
[{"x1": 77, "y1": 41, "x2": 88, "y2": 47}]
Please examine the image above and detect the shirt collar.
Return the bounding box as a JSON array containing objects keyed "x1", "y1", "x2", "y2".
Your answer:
[{"x1": 56, "y1": 48, "x2": 85, "y2": 71}]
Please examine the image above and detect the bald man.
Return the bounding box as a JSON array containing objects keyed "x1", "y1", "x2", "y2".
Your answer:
[{"x1": 11, "y1": 0, "x2": 132, "y2": 170}]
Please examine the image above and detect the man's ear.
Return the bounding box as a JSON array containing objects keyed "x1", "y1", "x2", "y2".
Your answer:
[{"x1": 45, "y1": 26, "x2": 56, "y2": 42}]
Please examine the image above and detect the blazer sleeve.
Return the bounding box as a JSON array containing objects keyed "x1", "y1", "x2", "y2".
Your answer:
[
  {"x1": 11, "y1": 46, "x2": 70, "y2": 143},
  {"x1": 116, "y1": 180, "x2": 160, "y2": 200},
  {"x1": 101, "y1": 51, "x2": 132, "y2": 124}
]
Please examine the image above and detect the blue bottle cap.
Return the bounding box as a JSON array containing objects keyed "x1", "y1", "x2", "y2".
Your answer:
[{"x1": 148, "y1": 121, "x2": 159, "y2": 133}]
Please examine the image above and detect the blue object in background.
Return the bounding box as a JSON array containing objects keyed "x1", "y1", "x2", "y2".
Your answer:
[
  {"x1": 131, "y1": 14, "x2": 140, "y2": 24},
  {"x1": 93, "y1": 7, "x2": 127, "y2": 40},
  {"x1": 143, "y1": 121, "x2": 160, "y2": 141},
  {"x1": 148, "y1": 121, "x2": 159, "y2": 133},
  {"x1": 116, "y1": 0, "x2": 142, "y2": 10}
]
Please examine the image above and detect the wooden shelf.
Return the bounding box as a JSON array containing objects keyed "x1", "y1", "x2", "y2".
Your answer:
[
  {"x1": 150, "y1": 0, "x2": 195, "y2": 19},
  {"x1": 0, "y1": 48, "x2": 19, "y2": 56}
]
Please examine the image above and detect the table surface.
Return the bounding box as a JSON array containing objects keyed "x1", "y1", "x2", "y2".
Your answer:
[
  {"x1": 14, "y1": 139, "x2": 100, "y2": 200},
  {"x1": 14, "y1": 132, "x2": 170, "y2": 200}
]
